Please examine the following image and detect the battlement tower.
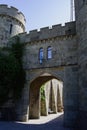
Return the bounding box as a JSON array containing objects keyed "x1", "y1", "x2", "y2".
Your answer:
[{"x1": 0, "y1": 4, "x2": 26, "y2": 47}]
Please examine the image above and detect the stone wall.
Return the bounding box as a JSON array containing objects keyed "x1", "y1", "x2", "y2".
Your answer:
[
  {"x1": 1, "y1": 1, "x2": 87, "y2": 129},
  {"x1": 63, "y1": 65, "x2": 78, "y2": 127},
  {"x1": 75, "y1": 0, "x2": 87, "y2": 129},
  {"x1": 22, "y1": 35, "x2": 77, "y2": 70}
]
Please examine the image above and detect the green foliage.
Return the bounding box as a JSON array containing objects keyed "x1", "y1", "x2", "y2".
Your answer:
[
  {"x1": 0, "y1": 36, "x2": 25, "y2": 105},
  {"x1": 40, "y1": 84, "x2": 45, "y2": 101},
  {"x1": 11, "y1": 37, "x2": 24, "y2": 63}
]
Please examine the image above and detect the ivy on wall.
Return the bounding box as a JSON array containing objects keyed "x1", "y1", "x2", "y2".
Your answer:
[{"x1": 0, "y1": 36, "x2": 25, "y2": 106}]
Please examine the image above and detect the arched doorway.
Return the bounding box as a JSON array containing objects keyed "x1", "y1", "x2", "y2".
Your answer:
[{"x1": 29, "y1": 73, "x2": 64, "y2": 119}]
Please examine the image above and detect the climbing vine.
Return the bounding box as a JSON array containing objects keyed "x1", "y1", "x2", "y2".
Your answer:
[
  {"x1": 40, "y1": 84, "x2": 46, "y2": 101},
  {"x1": 0, "y1": 36, "x2": 25, "y2": 106}
]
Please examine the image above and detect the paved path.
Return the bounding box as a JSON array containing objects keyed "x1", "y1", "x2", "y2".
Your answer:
[
  {"x1": 29, "y1": 112, "x2": 64, "y2": 124},
  {"x1": 0, "y1": 113, "x2": 73, "y2": 130}
]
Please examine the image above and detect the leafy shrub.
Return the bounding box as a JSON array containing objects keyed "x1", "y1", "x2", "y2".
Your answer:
[{"x1": 0, "y1": 36, "x2": 25, "y2": 105}]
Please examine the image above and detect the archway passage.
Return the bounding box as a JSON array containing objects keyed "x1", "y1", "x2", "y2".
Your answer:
[{"x1": 29, "y1": 73, "x2": 64, "y2": 119}]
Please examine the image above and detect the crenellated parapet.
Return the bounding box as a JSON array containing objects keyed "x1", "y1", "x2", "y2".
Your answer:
[
  {"x1": 19, "y1": 21, "x2": 76, "y2": 43},
  {"x1": 0, "y1": 4, "x2": 26, "y2": 29}
]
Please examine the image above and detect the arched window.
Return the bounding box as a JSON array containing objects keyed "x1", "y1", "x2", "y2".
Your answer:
[
  {"x1": 47, "y1": 46, "x2": 52, "y2": 59},
  {"x1": 39, "y1": 48, "x2": 44, "y2": 63}
]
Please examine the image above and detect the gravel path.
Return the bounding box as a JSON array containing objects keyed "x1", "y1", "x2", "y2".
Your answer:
[{"x1": 0, "y1": 113, "x2": 73, "y2": 130}]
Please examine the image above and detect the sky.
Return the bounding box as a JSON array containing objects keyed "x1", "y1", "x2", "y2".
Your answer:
[{"x1": 0, "y1": 0, "x2": 71, "y2": 32}]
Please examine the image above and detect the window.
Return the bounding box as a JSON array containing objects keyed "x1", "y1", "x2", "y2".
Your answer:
[
  {"x1": 47, "y1": 46, "x2": 52, "y2": 59},
  {"x1": 39, "y1": 48, "x2": 44, "y2": 64},
  {"x1": 10, "y1": 24, "x2": 13, "y2": 34}
]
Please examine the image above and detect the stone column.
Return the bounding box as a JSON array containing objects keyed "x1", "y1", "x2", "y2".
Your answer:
[
  {"x1": 29, "y1": 87, "x2": 40, "y2": 119},
  {"x1": 40, "y1": 97, "x2": 47, "y2": 116},
  {"x1": 41, "y1": 85, "x2": 48, "y2": 116},
  {"x1": 49, "y1": 81, "x2": 57, "y2": 113},
  {"x1": 57, "y1": 86, "x2": 63, "y2": 112}
]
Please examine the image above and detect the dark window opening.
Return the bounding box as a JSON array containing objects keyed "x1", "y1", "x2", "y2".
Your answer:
[{"x1": 10, "y1": 24, "x2": 13, "y2": 34}]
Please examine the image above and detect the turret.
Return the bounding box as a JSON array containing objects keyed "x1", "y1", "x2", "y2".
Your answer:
[{"x1": 0, "y1": 4, "x2": 26, "y2": 47}]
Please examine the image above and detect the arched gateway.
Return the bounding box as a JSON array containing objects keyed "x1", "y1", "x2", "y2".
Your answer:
[
  {"x1": 1, "y1": 1, "x2": 87, "y2": 129},
  {"x1": 17, "y1": 64, "x2": 78, "y2": 128},
  {"x1": 29, "y1": 71, "x2": 64, "y2": 119}
]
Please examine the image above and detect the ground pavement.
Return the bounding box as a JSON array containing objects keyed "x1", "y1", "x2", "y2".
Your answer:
[{"x1": 0, "y1": 113, "x2": 73, "y2": 130}]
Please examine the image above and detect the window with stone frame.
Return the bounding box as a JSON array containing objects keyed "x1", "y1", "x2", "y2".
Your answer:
[
  {"x1": 47, "y1": 46, "x2": 52, "y2": 59},
  {"x1": 39, "y1": 47, "x2": 44, "y2": 64}
]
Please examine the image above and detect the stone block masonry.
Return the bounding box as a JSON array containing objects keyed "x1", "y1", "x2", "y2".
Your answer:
[{"x1": 0, "y1": 1, "x2": 87, "y2": 129}]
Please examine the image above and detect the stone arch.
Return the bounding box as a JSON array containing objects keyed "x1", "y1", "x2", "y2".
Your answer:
[
  {"x1": 17, "y1": 66, "x2": 78, "y2": 127},
  {"x1": 29, "y1": 71, "x2": 64, "y2": 119},
  {"x1": 29, "y1": 67, "x2": 64, "y2": 84}
]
